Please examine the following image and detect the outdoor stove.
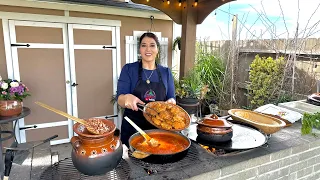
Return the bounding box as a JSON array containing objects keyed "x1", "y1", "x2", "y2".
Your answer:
[
  {"x1": 128, "y1": 142, "x2": 200, "y2": 175},
  {"x1": 39, "y1": 158, "x2": 130, "y2": 180}
]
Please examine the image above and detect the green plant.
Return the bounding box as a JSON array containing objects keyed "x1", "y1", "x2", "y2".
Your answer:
[
  {"x1": 172, "y1": 36, "x2": 181, "y2": 50},
  {"x1": 175, "y1": 69, "x2": 209, "y2": 100},
  {"x1": 194, "y1": 51, "x2": 225, "y2": 106},
  {"x1": 301, "y1": 112, "x2": 320, "y2": 136},
  {"x1": 248, "y1": 55, "x2": 285, "y2": 108},
  {"x1": 0, "y1": 77, "x2": 30, "y2": 101}
]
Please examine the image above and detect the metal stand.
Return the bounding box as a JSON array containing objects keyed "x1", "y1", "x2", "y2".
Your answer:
[{"x1": 0, "y1": 107, "x2": 31, "y2": 180}]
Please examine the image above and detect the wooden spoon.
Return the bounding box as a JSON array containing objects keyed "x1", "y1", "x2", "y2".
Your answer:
[
  {"x1": 35, "y1": 102, "x2": 107, "y2": 135},
  {"x1": 124, "y1": 116, "x2": 160, "y2": 147}
]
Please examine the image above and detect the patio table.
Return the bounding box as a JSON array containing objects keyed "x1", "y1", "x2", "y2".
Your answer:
[{"x1": 0, "y1": 107, "x2": 30, "y2": 180}]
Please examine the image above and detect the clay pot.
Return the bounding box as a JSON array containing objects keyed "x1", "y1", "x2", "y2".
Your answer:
[
  {"x1": 196, "y1": 116, "x2": 233, "y2": 143},
  {"x1": 0, "y1": 100, "x2": 23, "y2": 117},
  {"x1": 71, "y1": 119, "x2": 123, "y2": 175}
]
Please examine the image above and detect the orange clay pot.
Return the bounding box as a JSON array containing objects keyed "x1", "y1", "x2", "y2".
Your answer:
[{"x1": 70, "y1": 119, "x2": 123, "y2": 175}]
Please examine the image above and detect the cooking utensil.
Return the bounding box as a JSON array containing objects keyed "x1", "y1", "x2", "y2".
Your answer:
[
  {"x1": 142, "y1": 101, "x2": 191, "y2": 131},
  {"x1": 228, "y1": 109, "x2": 286, "y2": 134},
  {"x1": 124, "y1": 116, "x2": 159, "y2": 147},
  {"x1": 35, "y1": 101, "x2": 105, "y2": 135},
  {"x1": 181, "y1": 123, "x2": 267, "y2": 151},
  {"x1": 129, "y1": 129, "x2": 191, "y2": 164},
  {"x1": 137, "y1": 104, "x2": 159, "y2": 115}
]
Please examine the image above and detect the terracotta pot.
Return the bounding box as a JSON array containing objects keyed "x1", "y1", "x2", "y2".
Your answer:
[
  {"x1": 196, "y1": 124, "x2": 233, "y2": 143},
  {"x1": 71, "y1": 119, "x2": 123, "y2": 175},
  {"x1": 0, "y1": 100, "x2": 23, "y2": 117}
]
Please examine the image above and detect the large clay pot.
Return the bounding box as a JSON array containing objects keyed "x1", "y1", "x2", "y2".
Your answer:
[
  {"x1": 0, "y1": 100, "x2": 23, "y2": 117},
  {"x1": 71, "y1": 118, "x2": 123, "y2": 176}
]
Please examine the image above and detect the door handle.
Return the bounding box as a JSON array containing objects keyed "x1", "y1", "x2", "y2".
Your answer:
[{"x1": 71, "y1": 83, "x2": 79, "y2": 87}]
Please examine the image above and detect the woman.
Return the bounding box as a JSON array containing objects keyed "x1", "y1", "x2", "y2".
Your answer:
[{"x1": 116, "y1": 32, "x2": 176, "y2": 147}]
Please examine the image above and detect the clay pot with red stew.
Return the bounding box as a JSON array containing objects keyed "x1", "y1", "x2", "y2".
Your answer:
[
  {"x1": 71, "y1": 118, "x2": 123, "y2": 175},
  {"x1": 196, "y1": 116, "x2": 233, "y2": 143},
  {"x1": 129, "y1": 129, "x2": 191, "y2": 164}
]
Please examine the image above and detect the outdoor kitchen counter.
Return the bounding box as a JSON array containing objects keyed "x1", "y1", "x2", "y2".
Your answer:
[{"x1": 125, "y1": 122, "x2": 320, "y2": 180}]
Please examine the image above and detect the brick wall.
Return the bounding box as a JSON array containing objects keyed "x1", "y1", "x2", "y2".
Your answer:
[{"x1": 188, "y1": 139, "x2": 320, "y2": 180}]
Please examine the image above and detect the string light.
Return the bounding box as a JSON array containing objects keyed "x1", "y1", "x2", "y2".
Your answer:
[
  {"x1": 167, "y1": 0, "x2": 170, "y2": 5},
  {"x1": 179, "y1": 0, "x2": 181, "y2": 6}
]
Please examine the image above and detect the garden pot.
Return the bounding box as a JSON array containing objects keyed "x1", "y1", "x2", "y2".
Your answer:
[
  {"x1": 71, "y1": 119, "x2": 123, "y2": 175},
  {"x1": 177, "y1": 97, "x2": 199, "y2": 114},
  {"x1": 0, "y1": 100, "x2": 23, "y2": 117}
]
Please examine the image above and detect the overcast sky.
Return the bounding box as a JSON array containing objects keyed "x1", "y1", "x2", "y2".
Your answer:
[{"x1": 175, "y1": 0, "x2": 320, "y2": 41}]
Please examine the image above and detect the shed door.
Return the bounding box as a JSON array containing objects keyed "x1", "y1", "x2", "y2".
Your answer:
[
  {"x1": 68, "y1": 24, "x2": 118, "y2": 130},
  {"x1": 9, "y1": 20, "x2": 73, "y2": 145}
]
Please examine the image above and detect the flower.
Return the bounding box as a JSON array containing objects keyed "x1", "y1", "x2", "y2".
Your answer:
[
  {"x1": 0, "y1": 79, "x2": 30, "y2": 101},
  {"x1": 10, "y1": 82, "x2": 19, "y2": 88},
  {"x1": 1, "y1": 83, "x2": 8, "y2": 90}
]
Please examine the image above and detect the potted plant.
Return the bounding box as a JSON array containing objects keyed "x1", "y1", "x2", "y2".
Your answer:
[
  {"x1": 0, "y1": 76, "x2": 30, "y2": 116},
  {"x1": 172, "y1": 36, "x2": 181, "y2": 50},
  {"x1": 175, "y1": 69, "x2": 209, "y2": 114}
]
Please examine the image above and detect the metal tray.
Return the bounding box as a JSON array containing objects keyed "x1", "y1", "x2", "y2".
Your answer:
[{"x1": 181, "y1": 123, "x2": 267, "y2": 151}]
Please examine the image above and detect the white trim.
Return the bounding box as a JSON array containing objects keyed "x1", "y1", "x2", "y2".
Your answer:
[
  {"x1": 8, "y1": 20, "x2": 21, "y2": 81},
  {"x1": 62, "y1": 23, "x2": 74, "y2": 140},
  {"x1": 23, "y1": 121, "x2": 69, "y2": 129},
  {"x1": 64, "y1": 10, "x2": 69, "y2": 17},
  {"x1": 50, "y1": 138, "x2": 71, "y2": 145},
  {"x1": 111, "y1": 27, "x2": 118, "y2": 128},
  {"x1": 71, "y1": 24, "x2": 112, "y2": 31},
  {"x1": 11, "y1": 43, "x2": 64, "y2": 49},
  {"x1": 0, "y1": 11, "x2": 121, "y2": 27},
  {"x1": 67, "y1": 24, "x2": 79, "y2": 131},
  {"x1": 0, "y1": 0, "x2": 171, "y2": 21},
  {"x1": 2, "y1": 19, "x2": 14, "y2": 79},
  {"x1": 13, "y1": 20, "x2": 64, "y2": 28},
  {"x1": 73, "y1": 45, "x2": 115, "y2": 50},
  {"x1": 115, "y1": 26, "x2": 122, "y2": 129},
  {"x1": 116, "y1": 27, "x2": 121, "y2": 77},
  {"x1": 18, "y1": 119, "x2": 26, "y2": 142}
]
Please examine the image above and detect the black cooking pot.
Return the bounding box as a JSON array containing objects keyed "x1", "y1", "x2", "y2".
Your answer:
[
  {"x1": 196, "y1": 115, "x2": 233, "y2": 143},
  {"x1": 307, "y1": 93, "x2": 320, "y2": 106},
  {"x1": 128, "y1": 129, "x2": 191, "y2": 164},
  {"x1": 196, "y1": 125, "x2": 233, "y2": 143}
]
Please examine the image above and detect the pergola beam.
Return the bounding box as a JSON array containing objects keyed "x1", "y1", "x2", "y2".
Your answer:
[{"x1": 131, "y1": 0, "x2": 235, "y2": 78}]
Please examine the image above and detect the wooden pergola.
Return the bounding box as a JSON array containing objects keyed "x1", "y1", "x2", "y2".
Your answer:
[{"x1": 132, "y1": 0, "x2": 234, "y2": 78}]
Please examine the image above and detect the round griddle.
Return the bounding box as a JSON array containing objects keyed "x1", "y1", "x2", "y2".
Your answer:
[{"x1": 181, "y1": 123, "x2": 267, "y2": 150}]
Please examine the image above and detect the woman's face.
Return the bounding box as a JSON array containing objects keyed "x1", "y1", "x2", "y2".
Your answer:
[{"x1": 139, "y1": 37, "x2": 158, "y2": 63}]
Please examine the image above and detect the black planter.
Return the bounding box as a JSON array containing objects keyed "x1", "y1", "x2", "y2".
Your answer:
[{"x1": 176, "y1": 97, "x2": 199, "y2": 114}]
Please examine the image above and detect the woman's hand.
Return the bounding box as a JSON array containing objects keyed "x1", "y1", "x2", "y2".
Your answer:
[
  {"x1": 124, "y1": 94, "x2": 145, "y2": 111},
  {"x1": 166, "y1": 98, "x2": 176, "y2": 105}
]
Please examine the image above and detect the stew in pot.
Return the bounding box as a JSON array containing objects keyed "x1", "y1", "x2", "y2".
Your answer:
[{"x1": 130, "y1": 133, "x2": 189, "y2": 154}]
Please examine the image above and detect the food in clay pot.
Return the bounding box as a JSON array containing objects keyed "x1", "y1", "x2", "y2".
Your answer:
[
  {"x1": 196, "y1": 114, "x2": 233, "y2": 143},
  {"x1": 70, "y1": 118, "x2": 123, "y2": 176}
]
